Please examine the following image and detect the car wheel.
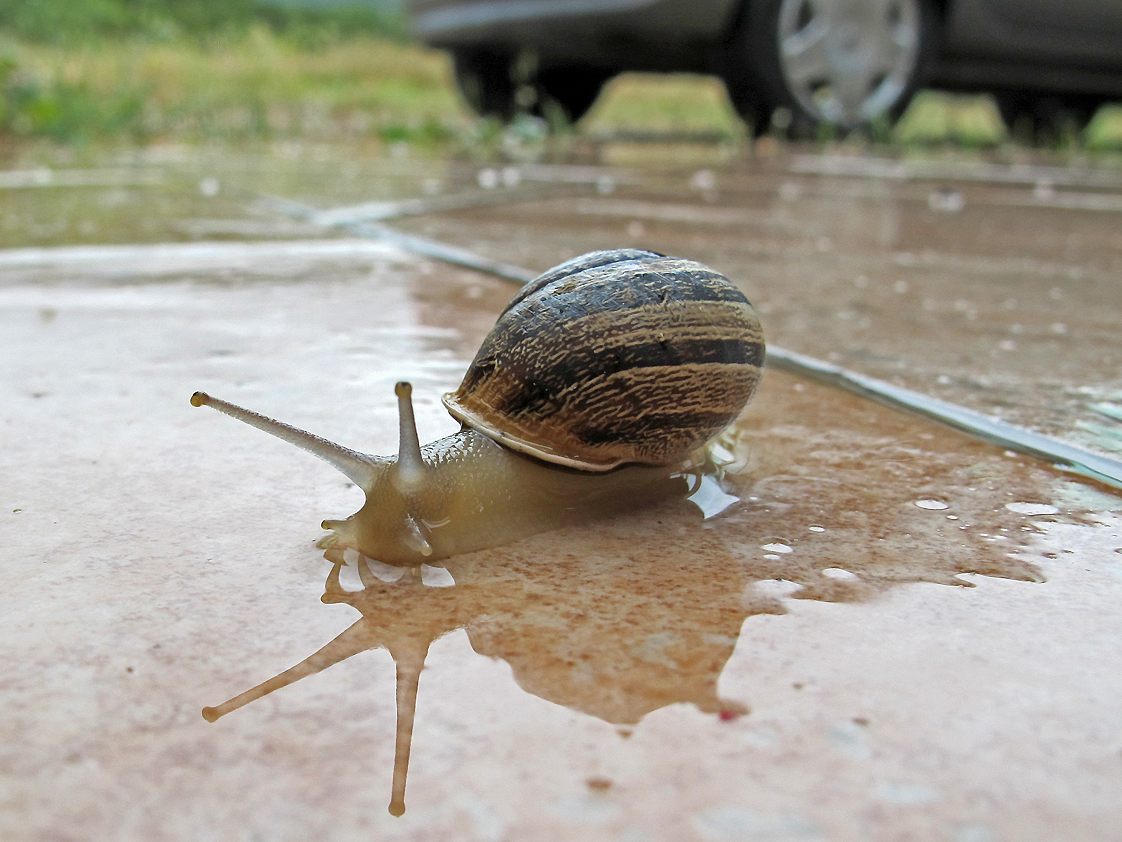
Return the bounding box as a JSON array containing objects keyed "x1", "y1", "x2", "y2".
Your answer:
[
  {"x1": 452, "y1": 49, "x2": 518, "y2": 121},
  {"x1": 726, "y1": 0, "x2": 937, "y2": 135},
  {"x1": 995, "y1": 91, "x2": 1101, "y2": 146},
  {"x1": 534, "y1": 67, "x2": 615, "y2": 124}
]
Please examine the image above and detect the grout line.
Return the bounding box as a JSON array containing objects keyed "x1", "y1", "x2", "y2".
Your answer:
[
  {"x1": 306, "y1": 184, "x2": 585, "y2": 227},
  {"x1": 256, "y1": 193, "x2": 536, "y2": 284},
  {"x1": 765, "y1": 347, "x2": 1122, "y2": 491}
]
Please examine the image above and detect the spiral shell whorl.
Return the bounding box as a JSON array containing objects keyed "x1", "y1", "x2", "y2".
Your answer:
[{"x1": 443, "y1": 250, "x2": 765, "y2": 471}]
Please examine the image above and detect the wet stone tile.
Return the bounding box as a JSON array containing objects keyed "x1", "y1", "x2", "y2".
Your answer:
[{"x1": 1, "y1": 152, "x2": 1121, "y2": 842}]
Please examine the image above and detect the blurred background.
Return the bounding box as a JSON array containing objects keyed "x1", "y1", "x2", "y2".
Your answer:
[{"x1": 1, "y1": 0, "x2": 1119, "y2": 152}]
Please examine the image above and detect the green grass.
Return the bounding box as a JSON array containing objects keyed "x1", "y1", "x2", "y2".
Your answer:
[
  {"x1": 582, "y1": 74, "x2": 746, "y2": 140},
  {"x1": 894, "y1": 90, "x2": 1007, "y2": 148},
  {"x1": 0, "y1": 0, "x2": 409, "y2": 44},
  {"x1": 1, "y1": 18, "x2": 1121, "y2": 152},
  {"x1": 0, "y1": 30, "x2": 467, "y2": 144}
]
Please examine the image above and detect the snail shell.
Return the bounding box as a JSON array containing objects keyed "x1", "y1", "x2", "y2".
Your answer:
[
  {"x1": 191, "y1": 249, "x2": 765, "y2": 565},
  {"x1": 445, "y1": 249, "x2": 765, "y2": 470}
]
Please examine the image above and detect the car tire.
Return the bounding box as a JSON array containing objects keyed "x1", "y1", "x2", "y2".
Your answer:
[
  {"x1": 452, "y1": 49, "x2": 518, "y2": 121},
  {"x1": 995, "y1": 91, "x2": 1101, "y2": 146},
  {"x1": 534, "y1": 67, "x2": 615, "y2": 124},
  {"x1": 725, "y1": 0, "x2": 938, "y2": 135},
  {"x1": 724, "y1": 74, "x2": 772, "y2": 137}
]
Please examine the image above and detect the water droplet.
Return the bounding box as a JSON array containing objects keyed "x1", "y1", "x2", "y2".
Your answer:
[
  {"x1": 420, "y1": 564, "x2": 455, "y2": 588},
  {"x1": 362, "y1": 555, "x2": 405, "y2": 582},
  {"x1": 946, "y1": 514, "x2": 959, "y2": 520},
  {"x1": 689, "y1": 169, "x2": 717, "y2": 191},
  {"x1": 754, "y1": 579, "x2": 803, "y2": 598},
  {"x1": 928, "y1": 189, "x2": 965, "y2": 212},
  {"x1": 477, "y1": 168, "x2": 499, "y2": 189},
  {"x1": 1005, "y1": 502, "x2": 1060, "y2": 516},
  {"x1": 762, "y1": 542, "x2": 793, "y2": 553},
  {"x1": 763, "y1": 553, "x2": 781, "y2": 560},
  {"x1": 914, "y1": 499, "x2": 949, "y2": 510},
  {"x1": 822, "y1": 568, "x2": 857, "y2": 580},
  {"x1": 808, "y1": 525, "x2": 826, "y2": 532}
]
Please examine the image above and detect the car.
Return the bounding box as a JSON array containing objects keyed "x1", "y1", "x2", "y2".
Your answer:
[{"x1": 403, "y1": 0, "x2": 1122, "y2": 139}]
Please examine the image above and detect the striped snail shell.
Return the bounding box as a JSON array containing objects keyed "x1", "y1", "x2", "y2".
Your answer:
[
  {"x1": 191, "y1": 249, "x2": 764, "y2": 566},
  {"x1": 445, "y1": 249, "x2": 765, "y2": 470}
]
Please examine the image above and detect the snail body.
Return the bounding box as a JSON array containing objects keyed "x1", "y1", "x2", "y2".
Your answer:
[{"x1": 191, "y1": 249, "x2": 764, "y2": 565}]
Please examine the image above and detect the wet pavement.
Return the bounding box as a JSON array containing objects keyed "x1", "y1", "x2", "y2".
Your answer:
[{"x1": 1, "y1": 143, "x2": 1121, "y2": 841}]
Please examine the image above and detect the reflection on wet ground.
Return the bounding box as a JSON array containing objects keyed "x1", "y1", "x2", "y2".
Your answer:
[
  {"x1": 2, "y1": 144, "x2": 1122, "y2": 840},
  {"x1": 198, "y1": 369, "x2": 1060, "y2": 816}
]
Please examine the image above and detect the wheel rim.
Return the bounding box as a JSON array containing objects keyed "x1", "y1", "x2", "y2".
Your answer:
[{"x1": 777, "y1": 0, "x2": 920, "y2": 127}]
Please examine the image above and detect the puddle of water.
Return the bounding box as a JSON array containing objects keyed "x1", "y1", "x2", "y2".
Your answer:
[
  {"x1": 196, "y1": 366, "x2": 1075, "y2": 815},
  {"x1": 1005, "y1": 502, "x2": 1062, "y2": 516},
  {"x1": 914, "y1": 499, "x2": 950, "y2": 510},
  {"x1": 0, "y1": 148, "x2": 537, "y2": 249},
  {"x1": 396, "y1": 159, "x2": 1122, "y2": 454}
]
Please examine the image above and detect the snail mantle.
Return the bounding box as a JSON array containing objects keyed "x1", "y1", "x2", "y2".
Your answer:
[{"x1": 190, "y1": 248, "x2": 765, "y2": 566}]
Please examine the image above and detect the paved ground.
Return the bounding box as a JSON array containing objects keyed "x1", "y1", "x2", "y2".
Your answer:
[{"x1": 1, "y1": 143, "x2": 1121, "y2": 841}]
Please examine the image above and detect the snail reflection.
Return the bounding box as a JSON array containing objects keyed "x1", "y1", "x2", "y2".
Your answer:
[
  {"x1": 202, "y1": 495, "x2": 763, "y2": 817},
  {"x1": 200, "y1": 426, "x2": 1046, "y2": 818}
]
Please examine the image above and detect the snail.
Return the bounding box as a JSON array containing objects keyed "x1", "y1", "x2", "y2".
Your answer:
[{"x1": 191, "y1": 249, "x2": 765, "y2": 565}]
